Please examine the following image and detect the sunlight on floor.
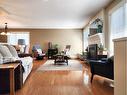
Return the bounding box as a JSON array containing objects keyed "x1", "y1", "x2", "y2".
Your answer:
[{"x1": 83, "y1": 68, "x2": 89, "y2": 85}]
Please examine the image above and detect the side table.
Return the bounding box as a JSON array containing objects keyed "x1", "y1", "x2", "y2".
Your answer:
[{"x1": 0, "y1": 63, "x2": 20, "y2": 95}]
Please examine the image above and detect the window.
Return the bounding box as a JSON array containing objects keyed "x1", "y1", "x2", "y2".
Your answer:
[
  {"x1": 7, "y1": 32, "x2": 30, "y2": 45},
  {"x1": 83, "y1": 26, "x2": 89, "y2": 51},
  {"x1": 125, "y1": 3, "x2": 127, "y2": 35},
  {"x1": 109, "y1": 2, "x2": 125, "y2": 56}
]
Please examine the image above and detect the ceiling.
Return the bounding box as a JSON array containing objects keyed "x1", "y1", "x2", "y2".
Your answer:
[{"x1": 0, "y1": 0, "x2": 112, "y2": 29}]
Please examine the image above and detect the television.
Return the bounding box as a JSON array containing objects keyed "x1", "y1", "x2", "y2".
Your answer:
[{"x1": 88, "y1": 44, "x2": 98, "y2": 60}]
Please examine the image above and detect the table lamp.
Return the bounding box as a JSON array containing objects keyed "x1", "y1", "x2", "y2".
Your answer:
[{"x1": 18, "y1": 39, "x2": 25, "y2": 53}]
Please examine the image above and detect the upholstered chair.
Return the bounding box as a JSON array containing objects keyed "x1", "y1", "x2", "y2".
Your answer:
[{"x1": 32, "y1": 44, "x2": 45, "y2": 60}]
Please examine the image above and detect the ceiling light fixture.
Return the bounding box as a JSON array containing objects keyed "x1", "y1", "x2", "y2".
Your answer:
[{"x1": 0, "y1": 23, "x2": 10, "y2": 35}]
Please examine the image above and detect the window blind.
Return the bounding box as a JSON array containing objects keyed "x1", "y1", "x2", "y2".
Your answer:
[
  {"x1": 7, "y1": 32, "x2": 30, "y2": 45},
  {"x1": 109, "y1": 5, "x2": 125, "y2": 56}
]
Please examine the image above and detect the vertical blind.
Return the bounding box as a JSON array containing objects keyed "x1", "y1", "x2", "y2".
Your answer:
[
  {"x1": 7, "y1": 32, "x2": 30, "y2": 45},
  {"x1": 109, "y1": 4, "x2": 125, "y2": 56}
]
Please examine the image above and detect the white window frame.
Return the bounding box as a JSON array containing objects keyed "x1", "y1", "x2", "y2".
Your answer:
[
  {"x1": 7, "y1": 32, "x2": 30, "y2": 45},
  {"x1": 83, "y1": 26, "x2": 89, "y2": 51},
  {"x1": 108, "y1": 1, "x2": 126, "y2": 56}
]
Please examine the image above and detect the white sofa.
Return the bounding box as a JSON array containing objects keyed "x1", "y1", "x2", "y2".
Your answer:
[
  {"x1": 19, "y1": 57, "x2": 33, "y2": 83},
  {"x1": 0, "y1": 44, "x2": 33, "y2": 83}
]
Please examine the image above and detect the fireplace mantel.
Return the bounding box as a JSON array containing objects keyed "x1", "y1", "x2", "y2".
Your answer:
[{"x1": 88, "y1": 33, "x2": 104, "y2": 45}]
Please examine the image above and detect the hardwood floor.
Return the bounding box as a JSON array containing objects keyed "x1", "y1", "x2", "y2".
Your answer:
[{"x1": 15, "y1": 59, "x2": 114, "y2": 95}]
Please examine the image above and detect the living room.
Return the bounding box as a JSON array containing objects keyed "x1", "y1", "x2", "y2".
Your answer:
[{"x1": 0, "y1": 0, "x2": 127, "y2": 95}]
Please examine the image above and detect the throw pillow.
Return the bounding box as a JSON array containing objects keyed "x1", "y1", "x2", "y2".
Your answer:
[
  {"x1": 0, "y1": 45, "x2": 13, "y2": 58},
  {"x1": 5, "y1": 45, "x2": 18, "y2": 58}
]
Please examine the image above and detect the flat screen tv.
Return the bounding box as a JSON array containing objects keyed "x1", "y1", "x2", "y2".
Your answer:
[{"x1": 88, "y1": 44, "x2": 98, "y2": 60}]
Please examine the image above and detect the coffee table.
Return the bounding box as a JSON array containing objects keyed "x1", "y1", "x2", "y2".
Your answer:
[{"x1": 53, "y1": 54, "x2": 69, "y2": 65}]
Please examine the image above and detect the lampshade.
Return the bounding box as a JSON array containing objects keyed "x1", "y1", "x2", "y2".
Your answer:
[{"x1": 18, "y1": 39, "x2": 25, "y2": 45}]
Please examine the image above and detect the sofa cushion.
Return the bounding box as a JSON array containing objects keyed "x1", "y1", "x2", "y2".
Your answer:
[
  {"x1": 5, "y1": 45, "x2": 18, "y2": 58},
  {"x1": 18, "y1": 57, "x2": 33, "y2": 66}
]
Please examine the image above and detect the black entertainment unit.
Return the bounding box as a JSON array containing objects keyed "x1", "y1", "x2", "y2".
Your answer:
[{"x1": 47, "y1": 48, "x2": 58, "y2": 59}]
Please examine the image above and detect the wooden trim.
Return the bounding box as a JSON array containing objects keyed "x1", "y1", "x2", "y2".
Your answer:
[{"x1": 10, "y1": 68, "x2": 15, "y2": 95}]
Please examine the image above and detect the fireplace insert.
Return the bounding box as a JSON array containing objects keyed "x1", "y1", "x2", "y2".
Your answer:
[{"x1": 88, "y1": 44, "x2": 98, "y2": 60}]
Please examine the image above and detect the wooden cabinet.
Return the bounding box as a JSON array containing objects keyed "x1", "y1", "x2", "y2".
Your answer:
[
  {"x1": 0, "y1": 63, "x2": 21, "y2": 95},
  {"x1": 48, "y1": 48, "x2": 58, "y2": 59}
]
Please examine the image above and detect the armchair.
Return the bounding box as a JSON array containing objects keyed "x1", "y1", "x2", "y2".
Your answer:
[
  {"x1": 61, "y1": 45, "x2": 71, "y2": 57},
  {"x1": 32, "y1": 44, "x2": 45, "y2": 60},
  {"x1": 89, "y1": 56, "x2": 114, "y2": 82}
]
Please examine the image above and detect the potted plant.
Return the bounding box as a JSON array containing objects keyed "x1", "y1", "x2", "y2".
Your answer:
[{"x1": 54, "y1": 44, "x2": 59, "y2": 49}]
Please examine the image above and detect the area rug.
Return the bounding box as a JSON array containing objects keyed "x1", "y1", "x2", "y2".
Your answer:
[{"x1": 37, "y1": 60, "x2": 82, "y2": 71}]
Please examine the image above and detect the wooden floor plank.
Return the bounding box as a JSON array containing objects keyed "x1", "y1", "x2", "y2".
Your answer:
[{"x1": 15, "y1": 59, "x2": 114, "y2": 95}]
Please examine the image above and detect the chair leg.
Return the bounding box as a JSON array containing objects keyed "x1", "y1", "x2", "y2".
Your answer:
[
  {"x1": 91, "y1": 74, "x2": 94, "y2": 83},
  {"x1": 66, "y1": 59, "x2": 68, "y2": 65}
]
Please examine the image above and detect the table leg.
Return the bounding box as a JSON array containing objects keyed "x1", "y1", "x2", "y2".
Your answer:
[
  {"x1": 54, "y1": 58, "x2": 56, "y2": 65},
  {"x1": 10, "y1": 68, "x2": 15, "y2": 95},
  {"x1": 66, "y1": 59, "x2": 68, "y2": 65}
]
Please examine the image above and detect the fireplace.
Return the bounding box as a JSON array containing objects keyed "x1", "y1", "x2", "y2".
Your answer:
[{"x1": 88, "y1": 44, "x2": 98, "y2": 60}]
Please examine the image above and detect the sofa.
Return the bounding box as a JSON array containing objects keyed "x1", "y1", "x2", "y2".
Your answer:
[{"x1": 0, "y1": 44, "x2": 33, "y2": 94}]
